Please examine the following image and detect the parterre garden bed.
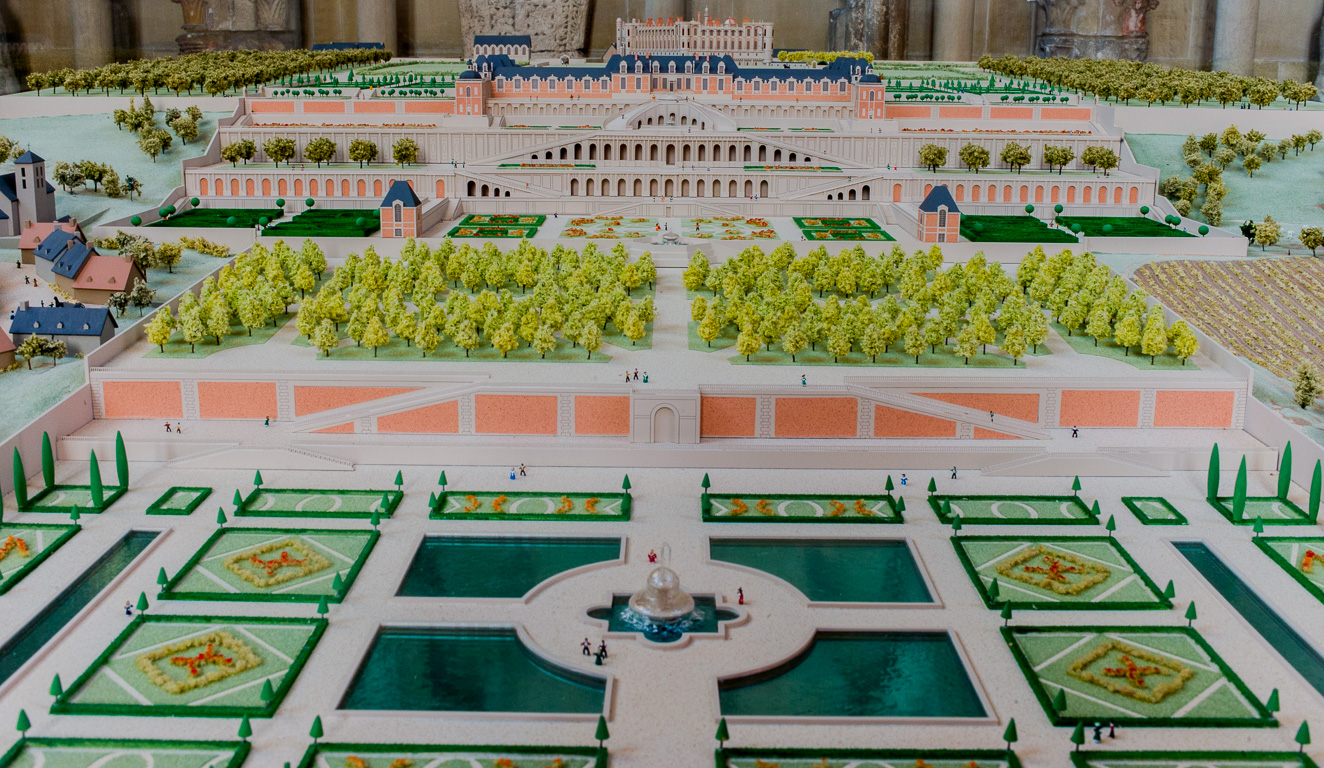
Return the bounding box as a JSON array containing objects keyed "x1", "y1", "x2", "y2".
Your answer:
[
  {"x1": 0, "y1": 522, "x2": 79, "y2": 595},
  {"x1": 960, "y1": 215, "x2": 1078, "y2": 243},
  {"x1": 300, "y1": 743, "x2": 604, "y2": 768},
  {"x1": 1208, "y1": 496, "x2": 1313, "y2": 525},
  {"x1": 1004, "y1": 625, "x2": 1275, "y2": 727},
  {"x1": 262, "y1": 209, "x2": 380, "y2": 237},
  {"x1": 931, "y1": 494, "x2": 1097, "y2": 525},
  {"x1": 702, "y1": 493, "x2": 903, "y2": 523},
  {"x1": 560, "y1": 215, "x2": 657, "y2": 239},
  {"x1": 430, "y1": 491, "x2": 630, "y2": 521},
  {"x1": 160, "y1": 528, "x2": 378, "y2": 603},
  {"x1": 1255, "y1": 537, "x2": 1324, "y2": 605},
  {"x1": 721, "y1": 750, "x2": 1021, "y2": 768},
  {"x1": 150, "y1": 208, "x2": 285, "y2": 228},
  {"x1": 21, "y1": 484, "x2": 125, "y2": 514},
  {"x1": 235, "y1": 487, "x2": 402, "y2": 520},
  {"x1": 0, "y1": 739, "x2": 249, "y2": 768},
  {"x1": 447, "y1": 214, "x2": 545, "y2": 239},
  {"x1": 52, "y1": 614, "x2": 326, "y2": 717},
  {"x1": 682, "y1": 216, "x2": 777, "y2": 240},
  {"x1": 147, "y1": 487, "x2": 213, "y2": 516},
  {"x1": 1123, "y1": 497, "x2": 1187, "y2": 525},
  {"x1": 952, "y1": 536, "x2": 1170, "y2": 610},
  {"x1": 793, "y1": 215, "x2": 894, "y2": 241}
]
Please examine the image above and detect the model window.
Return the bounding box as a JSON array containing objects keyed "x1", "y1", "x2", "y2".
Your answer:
[{"x1": 938, "y1": 208, "x2": 947, "y2": 227}]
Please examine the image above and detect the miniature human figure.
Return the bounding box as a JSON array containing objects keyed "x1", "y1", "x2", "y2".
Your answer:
[
  {"x1": 633, "y1": 369, "x2": 639, "y2": 381},
  {"x1": 23, "y1": 276, "x2": 28, "y2": 285},
  {"x1": 642, "y1": 372, "x2": 648, "y2": 383},
  {"x1": 737, "y1": 587, "x2": 744, "y2": 605},
  {"x1": 519, "y1": 464, "x2": 526, "y2": 477},
  {"x1": 624, "y1": 370, "x2": 630, "y2": 382},
  {"x1": 581, "y1": 638, "x2": 592, "y2": 656},
  {"x1": 900, "y1": 474, "x2": 908, "y2": 486},
  {"x1": 509, "y1": 467, "x2": 517, "y2": 480},
  {"x1": 597, "y1": 640, "x2": 608, "y2": 658},
  {"x1": 655, "y1": 223, "x2": 660, "y2": 232},
  {"x1": 1092, "y1": 723, "x2": 1103, "y2": 743},
  {"x1": 989, "y1": 410, "x2": 995, "y2": 422},
  {"x1": 594, "y1": 648, "x2": 605, "y2": 665},
  {"x1": 124, "y1": 600, "x2": 133, "y2": 616},
  {"x1": 264, "y1": 416, "x2": 270, "y2": 426},
  {"x1": 1071, "y1": 426, "x2": 1079, "y2": 438},
  {"x1": 951, "y1": 466, "x2": 958, "y2": 480},
  {"x1": 175, "y1": 424, "x2": 181, "y2": 434},
  {"x1": 1107, "y1": 720, "x2": 1116, "y2": 738},
  {"x1": 648, "y1": 549, "x2": 657, "y2": 563},
  {"x1": 801, "y1": 374, "x2": 807, "y2": 387},
  {"x1": 165, "y1": 422, "x2": 171, "y2": 432}
]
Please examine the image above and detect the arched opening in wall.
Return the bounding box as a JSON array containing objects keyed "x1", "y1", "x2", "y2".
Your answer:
[
  {"x1": 531, "y1": 154, "x2": 538, "y2": 160},
  {"x1": 1083, "y1": 186, "x2": 1092, "y2": 203},
  {"x1": 729, "y1": 145, "x2": 737, "y2": 162},
  {"x1": 436, "y1": 180, "x2": 445, "y2": 197},
  {"x1": 924, "y1": 184, "x2": 933, "y2": 197},
  {"x1": 1051, "y1": 186, "x2": 1060, "y2": 203},
  {"x1": 559, "y1": 148, "x2": 568, "y2": 160},
  {"x1": 585, "y1": 179, "x2": 594, "y2": 196},
  {"x1": 651, "y1": 145, "x2": 660, "y2": 162},
  {"x1": 971, "y1": 185, "x2": 980, "y2": 202},
  {"x1": 310, "y1": 179, "x2": 319, "y2": 196},
  {"x1": 646, "y1": 117, "x2": 654, "y2": 125},
  {"x1": 1097, "y1": 185, "x2": 1107, "y2": 203},
  {"x1": 893, "y1": 183, "x2": 902, "y2": 202},
  {"x1": 200, "y1": 179, "x2": 209, "y2": 196},
  {"x1": 492, "y1": 187, "x2": 500, "y2": 197},
  {"x1": 279, "y1": 179, "x2": 288, "y2": 195},
  {"x1": 773, "y1": 149, "x2": 782, "y2": 162},
  {"x1": 1019, "y1": 185, "x2": 1028, "y2": 203},
  {"x1": 650, "y1": 179, "x2": 659, "y2": 195},
  {"x1": 1035, "y1": 186, "x2": 1044, "y2": 203},
  {"x1": 954, "y1": 185, "x2": 963, "y2": 202},
  {"x1": 601, "y1": 179, "x2": 610, "y2": 196},
  {"x1": 985, "y1": 184, "x2": 994, "y2": 201},
  {"x1": 231, "y1": 179, "x2": 241, "y2": 196},
  {"x1": 570, "y1": 179, "x2": 579, "y2": 196},
  {"x1": 652, "y1": 406, "x2": 678, "y2": 443},
  {"x1": 617, "y1": 179, "x2": 626, "y2": 196},
  {"x1": 848, "y1": 188, "x2": 857, "y2": 201},
  {"x1": 826, "y1": 194, "x2": 833, "y2": 200},
  {"x1": 743, "y1": 146, "x2": 752, "y2": 162},
  {"x1": 324, "y1": 179, "x2": 334, "y2": 197},
  {"x1": 358, "y1": 180, "x2": 367, "y2": 196},
  {"x1": 545, "y1": 151, "x2": 553, "y2": 159},
  {"x1": 862, "y1": 185, "x2": 870, "y2": 200},
  {"x1": 683, "y1": 145, "x2": 692, "y2": 162},
  {"x1": 697, "y1": 179, "x2": 706, "y2": 196},
  {"x1": 633, "y1": 179, "x2": 642, "y2": 196},
  {"x1": 1129, "y1": 186, "x2": 1139, "y2": 204},
  {"x1": 729, "y1": 180, "x2": 737, "y2": 197},
  {"x1": 574, "y1": 144, "x2": 582, "y2": 160},
  {"x1": 481, "y1": 184, "x2": 490, "y2": 196},
  {"x1": 664, "y1": 179, "x2": 674, "y2": 196},
  {"x1": 339, "y1": 180, "x2": 348, "y2": 196},
  {"x1": 635, "y1": 144, "x2": 644, "y2": 161},
  {"x1": 1067, "y1": 186, "x2": 1076, "y2": 203},
  {"x1": 744, "y1": 180, "x2": 753, "y2": 196},
  {"x1": 1113, "y1": 187, "x2": 1123, "y2": 205},
  {"x1": 837, "y1": 192, "x2": 844, "y2": 200},
  {"x1": 789, "y1": 152, "x2": 797, "y2": 162},
  {"x1": 666, "y1": 145, "x2": 676, "y2": 165},
  {"x1": 758, "y1": 146, "x2": 767, "y2": 162},
  {"x1": 699, "y1": 145, "x2": 708, "y2": 162},
  {"x1": 594, "y1": 144, "x2": 602, "y2": 160},
  {"x1": 374, "y1": 180, "x2": 383, "y2": 196},
  {"x1": 262, "y1": 179, "x2": 271, "y2": 196},
  {"x1": 1003, "y1": 185, "x2": 1012, "y2": 202},
  {"x1": 681, "y1": 179, "x2": 690, "y2": 196},
  {"x1": 504, "y1": 191, "x2": 510, "y2": 197}
]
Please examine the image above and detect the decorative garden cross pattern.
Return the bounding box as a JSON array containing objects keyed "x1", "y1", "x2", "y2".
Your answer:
[
  {"x1": 170, "y1": 642, "x2": 235, "y2": 677},
  {"x1": 1103, "y1": 654, "x2": 1164, "y2": 688},
  {"x1": 997, "y1": 545, "x2": 1111, "y2": 595},
  {"x1": 250, "y1": 549, "x2": 309, "y2": 577},
  {"x1": 0, "y1": 535, "x2": 29, "y2": 561},
  {"x1": 1022, "y1": 553, "x2": 1084, "y2": 583}
]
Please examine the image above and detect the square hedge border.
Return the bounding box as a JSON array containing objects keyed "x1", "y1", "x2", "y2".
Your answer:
[
  {"x1": 429, "y1": 490, "x2": 631, "y2": 522},
  {"x1": 52, "y1": 614, "x2": 328, "y2": 719},
  {"x1": 718, "y1": 748, "x2": 1021, "y2": 768},
  {"x1": 1069, "y1": 751, "x2": 1318, "y2": 768},
  {"x1": 297, "y1": 742, "x2": 606, "y2": 768},
  {"x1": 701, "y1": 492, "x2": 904, "y2": 524},
  {"x1": 20, "y1": 485, "x2": 126, "y2": 514},
  {"x1": 0, "y1": 522, "x2": 80, "y2": 596},
  {"x1": 0, "y1": 738, "x2": 251, "y2": 768},
  {"x1": 147, "y1": 487, "x2": 213, "y2": 516},
  {"x1": 1001, "y1": 624, "x2": 1276, "y2": 728},
  {"x1": 235, "y1": 487, "x2": 402, "y2": 520},
  {"x1": 159, "y1": 527, "x2": 380, "y2": 603},
  {"x1": 1122, "y1": 496, "x2": 1188, "y2": 526},
  {"x1": 951, "y1": 535, "x2": 1172, "y2": 611},
  {"x1": 1208, "y1": 496, "x2": 1314, "y2": 526},
  {"x1": 1254, "y1": 537, "x2": 1324, "y2": 606},
  {"x1": 930, "y1": 494, "x2": 1097, "y2": 526}
]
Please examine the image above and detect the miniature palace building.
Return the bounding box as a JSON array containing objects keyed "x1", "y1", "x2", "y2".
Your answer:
[{"x1": 613, "y1": 12, "x2": 775, "y2": 62}]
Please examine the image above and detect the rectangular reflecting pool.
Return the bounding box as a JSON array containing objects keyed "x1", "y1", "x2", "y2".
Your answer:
[
  {"x1": 397, "y1": 536, "x2": 621, "y2": 599},
  {"x1": 709, "y1": 538, "x2": 932, "y2": 603},
  {"x1": 340, "y1": 627, "x2": 605, "y2": 713},
  {"x1": 719, "y1": 631, "x2": 986, "y2": 718}
]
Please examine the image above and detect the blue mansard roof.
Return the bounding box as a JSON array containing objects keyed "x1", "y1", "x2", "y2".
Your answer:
[
  {"x1": 380, "y1": 180, "x2": 421, "y2": 208},
  {"x1": 473, "y1": 35, "x2": 531, "y2": 47},
  {"x1": 918, "y1": 185, "x2": 960, "y2": 214},
  {"x1": 478, "y1": 53, "x2": 872, "y2": 84},
  {"x1": 9, "y1": 304, "x2": 116, "y2": 338}
]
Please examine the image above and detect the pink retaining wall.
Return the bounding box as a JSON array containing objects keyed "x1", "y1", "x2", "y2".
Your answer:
[
  {"x1": 775, "y1": 397, "x2": 857, "y2": 438},
  {"x1": 917, "y1": 392, "x2": 1040, "y2": 422},
  {"x1": 1153, "y1": 391, "x2": 1235, "y2": 428},
  {"x1": 377, "y1": 401, "x2": 460, "y2": 434},
  {"x1": 1060, "y1": 390, "x2": 1141, "y2": 427},
  {"x1": 700, "y1": 397, "x2": 756, "y2": 437},
  {"x1": 574, "y1": 396, "x2": 630, "y2": 436},
  {"x1": 874, "y1": 404, "x2": 957, "y2": 438},
  {"x1": 293, "y1": 386, "x2": 417, "y2": 417},
  {"x1": 102, "y1": 381, "x2": 183, "y2": 419},
  {"x1": 974, "y1": 427, "x2": 1021, "y2": 440},
  {"x1": 197, "y1": 382, "x2": 278, "y2": 420},
  {"x1": 314, "y1": 422, "x2": 355, "y2": 434},
  {"x1": 474, "y1": 394, "x2": 558, "y2": 435}
]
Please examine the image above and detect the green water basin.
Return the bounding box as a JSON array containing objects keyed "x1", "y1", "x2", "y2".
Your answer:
[
  {"x1": 719, "y1": 631, "x2": 986, "y2": 718},
  {"x1": 340, "y1": 627, "x2": 605, "y2": 713},
  {"x1": 397, "y1": 536, "x2": 621, "y2": 598},
  {"x1": 709, "y1": 538, "x2": 932, "y2": 603}
]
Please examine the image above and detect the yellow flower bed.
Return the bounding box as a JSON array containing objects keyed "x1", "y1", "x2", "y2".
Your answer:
[
  {"x1": 136, "y1": 630, "x2": 262, "y2": 695},
  {"x1": 224, "y1": 539, "x2": 332, "y2": 588},
  {"x1": 996, "y1": 545, "x2": 1110, "y2": 596},
  {"x1": 1065, "y1": 640, "x2": 1193, "y2": 704}
]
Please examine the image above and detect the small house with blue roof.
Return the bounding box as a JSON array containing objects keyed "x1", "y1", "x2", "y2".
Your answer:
[
  {"x1": 380, "y1": 180, "x2": 423, "y2": 238},
  {"x1": 917, "y1": 185, "x2": 961, "y2": 243},
  {"x1": 9, "y1": 300, "x2": 118, "y2": 356}
]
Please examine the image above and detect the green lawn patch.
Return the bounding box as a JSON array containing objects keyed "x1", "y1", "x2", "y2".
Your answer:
[
  {"x1": 1004, "y1": 625, "x2": 1275, "y2": 727},
  {"x1": 1254, "y1": 537, "x2": 1324, "y2": 605},
  {"x1": 722, "y1": 749, "x2": 1021, "y2": 768},
  {"x1": 446, "y1": 225, "x2": 541, "y2": 238},
  {"x1": 1050, "y1": 321, "x2": 1197, "y2": 370},
  {"x1": 932, "y1": 494, "x2": 1097, "y2": 525},
  {"x1": 161, "y1": 527, "x2": 378, "y2": 603},
  {"x1": 952, "y1": 536, "x2": 1170, "y2": 610},
  {"x1": 1209, "y1": 496, "x2": 1313, "y2": 525},
  {"x1": 150, "y1": 209, "x2": 285, "y2": 229},
  {"x1": 960, "y1": 215, "x2": 1079, "y2": 243},
  {"x1": 146, "y1": 487, "x2": 213, "y2": 516},
  {"x1": 447, "y1": 214, "x2": 546, "y2": 239},
  {"x1": 430, "y1": 490, "x2": 630, "y2": 522},
  {"x1": 295, "y1": 325, "x2": 623, "y2": 362},
  {"x1": 802, "y1": 228, "x2": 896, "y2": 241},
  {"x1": 1056, "y1": 216, "x2": 1193, "y2": 238},
  {"x1": 299, "y1": 743, "x2": 605, "y2": 768},
  {"x1": 1070, "y1": 751, "x2": 1318, "y2": 768},
  {"x1": 21, "y1": 484, "x2": 125, "y2": 514},
  {"x1": 235, "y1": 487, "x2": 402, "y2": 520},
  {"x1": 53, "y1": 614, "x2": 327, "y2": 718},
  {"x1": 0, "y1": 738, "x2": 250, "y2": 768},
  {"x1": 262, "y1": 208, "x2": 379, "y2": 237},
  {"x1": 0, "y1": 522, "x2": 79, "y2": 595},
  {"x1": 145, "y1": 313, "x2": 294, "y2": 359},
  {"x1": 1123, "y1": 497, "x2": 1188, "y2": 525},
  {"x1": 792, "y1": 216, "x2": 880, "y2": 230},
  {"x1": 703, "y1": 493, "x2": 903, "y2": 523}
]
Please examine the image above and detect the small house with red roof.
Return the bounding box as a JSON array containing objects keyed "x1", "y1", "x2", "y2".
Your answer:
[
  {"x1": 19, "y1": 219, "x2": 81, "y2": 265},
  {"x1": 0, "y1": 328, "x2": 14, "y2": 368}
]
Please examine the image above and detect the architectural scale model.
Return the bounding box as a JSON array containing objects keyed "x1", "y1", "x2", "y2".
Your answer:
[{"x1": 1, "y1": 10, "x2": 1324, "y2": 768}]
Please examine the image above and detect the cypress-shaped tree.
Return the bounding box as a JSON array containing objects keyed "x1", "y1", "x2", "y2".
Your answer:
[
  {"x1": 1233, "y1": 457, "x2": 1248, "y2": 521},
  {"x1": 885, "y1": 475, "x2": 894, "y2": 493},
  {"x1": 438, "y1": 470, "x2": 447, "y2": 488},
  {"x1": 217, "y1": 507, "x2": 227, "y2": 526},
  {"x1": 1105, "y1": 514, "x2": 1116, "y2": 537},
  {"x1": 40, "y1": 432, "x2": 54, "y2": 489},
  {"x1": 1052, "y1": 688, "x2": 1067, "y2": 712},
  {"x1": 1163, "y1": 580, "x2": 1176, "y2": 599},
  {"x1": 13, "y1": 448, "x2": 28, "y2": 509},
  {"x1": 49, "y1": 674, "x2": 62, "y2": 697},
  {"x1": 254, "y1": 470, "x2": 264, "y2": 487},
  {"x1": 1072, "y1": 476, "x2": 1081, "y2": 496},
  {"x1": 1001, "y1": 601, "x2": 1013, "y2": 626},
  {"x1": 1186, "y1": 601, "x2": 1198, "y2": 626},
  {"x1": 1280, "y1": 442, "x2": 1294, "y2": 499},
  {"x1": 136, "y1": 592, "x2": 149, "y2": 613},
  {"x1": 115, "y1": 431, "x2": 128, "y2": 488},
  {"x1": 237, "y1": 715, "x2": 252, "y2": 741},
  {"x1": 701, "y1": 473, "x2": 711, "y2": 490},
  {"x1": 15, "y1": 709, "x2": 30, "y2": 736},
  {"x1": 1267, "y1": 688, "x2": 1280, "y2": 712},
  {"x1": 622, "y1": 474, "x2": 632, "y2": 493},
  {"x1": 88, "y1": 450, "x2": 104, "y2": 508},
  {"x1": 1311, "y1": 460, "x2": 1323, "y2": 522},
  {"x1": 317, "y1": 596, "x2": 329, "y2": 617},
  {"x1": 309, "y1": 716, "x2": 324, "y2": 742},
  {"x1": 1207, "y1": 443, "x2": 1220, "y2": 500},
  {"x1": 928, "y1": 477, "x2": 938, "y2": 495},
  {"x1": 394, "y1": 470, "x2": 403, "y2": 489},
  {"x1": 259, "y1": 679, "x2": 275, "y2": 704},
  {"x1": 157, "y1": 568, "x2": 169, "y2": 587},
  {"x1": 714, "y1": 717, "x2": 729, "y2": 747}
]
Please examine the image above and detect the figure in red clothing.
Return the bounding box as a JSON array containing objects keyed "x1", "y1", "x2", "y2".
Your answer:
[
  {"x1": 737, "y1": 587, "x2": 744, "y2": 605},
  {"x1": 648, "y1": 549, "x2": 658, "y2": 563}
]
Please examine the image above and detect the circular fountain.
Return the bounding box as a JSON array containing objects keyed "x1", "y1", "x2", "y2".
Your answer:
[
  {"x1": 588, "y1": 554, "x2": 738, "y2": 644},
  {"x1": 628, "y1": 566, "x2": 696, "y2": 622}
]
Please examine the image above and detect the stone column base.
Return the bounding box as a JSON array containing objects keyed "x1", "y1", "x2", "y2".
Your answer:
[{"x1": 1036, "y1": 33, "x2": 1148, "y2": 62}]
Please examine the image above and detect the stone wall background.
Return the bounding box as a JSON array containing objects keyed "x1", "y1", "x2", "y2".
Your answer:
[{"x1": 0, "y1": 0, "x2": 1319, "y2": 84}]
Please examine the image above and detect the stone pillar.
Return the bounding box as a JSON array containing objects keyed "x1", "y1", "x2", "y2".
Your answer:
[
  {"x1": 72, "y1": 0, "x2": 115, "y2": 69},
  {"x1": 357, "y1": 0, "x2": 398, "y2": 53},
  {"x1": 931, "y1": 0, "x2": 973, "y2": 61},
  {"x1": 1212, "y1": 0, "x2": 1260, "y2": 76}
]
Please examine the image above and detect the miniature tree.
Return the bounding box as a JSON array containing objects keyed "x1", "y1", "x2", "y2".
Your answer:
[
  {"x1": 304, "y1": 137, "x2": 336, "y2": 168},
  {"x1": 157, "y1": 567, "x2": 169, "y2": 588},
  {"x1": 349, "y1": 138, "x2": 379, "y2": 168},
  {"x1": 1267, "y1": 688, "x2": 1280, "y2": 713},
  {"x1": 309, "y1": 716, "x2": 324, "y2": 743},
  {"x1": 988, "y1": 578, "x2": 1000, "y2": 603},
  {"x1": 1253, "y1": 515, "x2": 1264, "y2": 537},
  {"x1": 145, "y1": 308, "x2": 175, "y2": 352},
  {"x1": 1254, "y1": 215, "x2": 1282, "y2": 251},
  {"x1": 439, "y1": 470, "x2": 448, "y2": 489},
  {"x1": 1279, "y1": 442, "x2": 1294, "y2": 499},
  {"x1": 1185, "y1": 600, "x2": 1197, "y2": 626},
  {"x1": 885, "y1": 475, "x2": 895, "y2": 494},
  {"x1": 1052, "y1": 688, "x2": 1067, "y2": 712},
  {"x1": 114, "y1": 432, "x2": 128, "y2": 488},
  {"x1": 950, "y1": 513, "x2": 962, "y2": 537},
  {"x1": 392, "y1": 137, "x2": 420, "y2": 167},
  {"x1": 15, "y1": 709, "x2": 30, "y2": 737},
  {"x1": 394, "y1": 470, "x2": 404, "y2": 490},
  {"x1": 217, "y1": 507, "x2": 227, "y2": 526},
  {"x1": 927, "y1": 477, "x2": 937, "y2": 495},
  {"x1": 1207, "y1": 443, "x2": 1221, "y2": 500},
  {"x1": 1294, "y1": 365, "x2": 1320, "y2": 409},
  {"x1": 316, "y1": 596, "x2": 329, "y2": 617},
  {"x1": 1310, "y1": 460, "x2": 1321, "y2": 522},
  {"x1": 312, "y1": 319, "x2": 339, "y2": 357},
  {"x1": 1003, "y1": 718, "x2": 1018, "y2": 751},
  {"x1": 1233, "y1": 456, "x2": 1248, "y2": 521},
  {"x1": 596, "y1": 715, "x2": 611, "y2": 749},
  {"x1": 1072, "y1": 476, "x2": 1081, "y2": 496},
  {"x1": 959, "y1": 143, "x2": 991, "y2": 173},
  {"x1": 89, "y1": 450, "x2": 104, "y2": 508},
  {"x1": 370, "y1": 507, "x2": 381, "y2": 531},
  {"x1": 918, "y1": 144, "x2": 948, "y2": 172},
  {"x1": 263, "y1": 136, "x2": 296, "y2": 167},
  {"x1": 49, "y1": 674, "x2": 62, "y2": 698},
  {"x1": 1070, "y1": 722, "x2": 1085, "y2": 751},
  {"x1": 12, "y1": 449, "x2": 28, "y2": 509},
  {"x1": 1298, "y1": 721, "x2": 1312, "y2": 752},
  {"x1": 1163, "y1": 580, "x2": 1175, "y2": 599},
  {"x1": 39, "y1": 432, "x2": 55, "y2": 489},
  {"x1": 1141, "y1": 310, "x2": 1168, "y2": 364},
  {"x1": 237, "y1": 716, "x2": 252, "y2": 742},
  {"x1": 136, "y1": 592, "x2": 149, "y2": 614},
  {"x1": 1000, "y1": 142, "x2": 1031, "y2": 174},
  {"x1": 1105, "y1": 513, "x2": 1115, "y2": 537}
]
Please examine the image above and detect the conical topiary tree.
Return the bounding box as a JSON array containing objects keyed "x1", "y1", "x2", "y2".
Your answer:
[
  {"x1": 622, "y1": 474, "x2": 632, "y2": 494},
  {"x1": 701, "y1": 473, "x2": 711, "y2": 490},
  {"x1": 394, "y1": 470, "x2": 403, "y2": 489},
  {"x1": 1105, "y1": 514, "x2": 1116, "y2": 537},
  {"x1": 715, "y1": 717, "x2": 729, "y2": 748},
  {"x1": 1311, "y1": 460, "x2": 1322, "y2": 522},
  {"x1": 332, "y1": 572, "x2": 344, "y2": 593},
  {"x1": 1052, "y1": 688, "x2": 1067, "y2": 712},
  {"x1": 951, "y1": 514, "x2": 962, "y2": 536},
  {"x1": 254, "y1": 470, "x2": 264, "y2": 488},
  {"x1": 1233, "y1": 457, "x2": 1248, "y2": 521},
  {"x1": 317, "y1": 596, "x2": 329, "y2": 617},
  {"x1": 157, "y1": 568, "x2": 169, "y2": 587},
  {"x1": 238, "y1": 715, "x2": 252, "y2": 742},
  {"x1": 1279, "y1": 442, "x2": 1294, "y2": 500},
  {"x1": 13, "y1": 448, "x2": 28, "y2": 509},
  {"x1": 1207, "y1": 443, "x2": 1221, "y2": 500},
  {"x1": 136, "y1": 592, "x2": 149, "y2": 614},
  {"x1": 885, "y1": 475, "x2": 894, "y2": 493},
  {"x1": 928, "y1": 477, "x2": 937, "y2": 495},
  {"x1": 1001, "y1": 601, "x2": 1013, "y2": 626},
  {"x1": 1297, "y1": 721, "x2": 1312, "y2": 752},
  {"x1": 896, "y1": 496, "x2": 906, "y2": 513},
  {"x1": 217, "y1": 507, "x2": 227, "y2": 526},
  {"x1": 1163, "y1": 580, "x2": 1176, "y2": 599},
  {"x1": 428, "y1": 491, "x2": 437, "y2": 511},
  {"x1": 1003, "y1": 718, "x2": 1018, "y2": 751},
  {"x1": 1072, "y1": 476, "x2": 1081, "y2": 496},
  {"x1": 233, "y1": 489, "x2": 244, "y2": 507},
  {"x1": 370, "y1": 508, "x2": 380, "y2": 530},
  {"x1": 438, "y1": 470, "x2": 447, "y2": 488},
  {"x1": 1267, "y1": 688, "x2": 1280, "y2": 712},
  {"x1": 1070, "y1": 721, "x2": 1085, "y2": 751},
  {"x1": 16, "y1": 709, "x2": 30, "y2": 736},
  {"x1": 1254, "y1": 516, "x2": 1265, "y2": 537},
  {"x1": 260, "y1": 679, "x2": 274, "y2": 704},
  {"x1": 596, "y1": 715, "x2": 610, "y2": 748},
  {"x1": 989, "y1": 579, "x2": 1000, "y2": 603},
  {"x1": 49, "y1": 674, "x2": 62, "y2": 697},
  {"x1": 69, "y1": 507, "x2": 80, "y2": 525},
  {"x1": 1186, "y1": 601, "x2": 1198, "y2": 626},
  {"x1": 309, "y1": 716, "x2": 324, "y2": 743}
]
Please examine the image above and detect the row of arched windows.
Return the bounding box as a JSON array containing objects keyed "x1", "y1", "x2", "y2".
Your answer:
[
  {"x1": 562, "y1": 177, "x2": 772, "y2": 198},
  {"x1": 524, "y1": 141, "x2": 815, "y2": 164}
]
